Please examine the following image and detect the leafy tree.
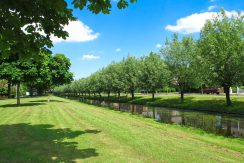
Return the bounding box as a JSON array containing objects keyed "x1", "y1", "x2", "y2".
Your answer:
[
  {"x1": 100, "y1": 66, "x2": 114, "y2": 98},
  {"x1": 161, "y1": 34, "x2": 198, "y2": 102},
  {"x1": 76, "y1": 78, "x2": 88, "y2": 96},
  {"x1": 111, "y1": 62, "x2": 126, "y2": 98},
  {"x1": 92, "y1": 71, "x2": 105, "y2": 97},
  {"x1": 0, "y1": 57, "x2": 37, "y2": 105},
  {"x1": 199, "y1": 10, "x2": 244, "y2": 106},
  {"x1": 70, "y1": 80, "x2": 81, "y2": 96},
  {"x1": 25, "y1": 52, "x2": 53, "y2": 96},
  {"x1": 0, "y1": 52, "x2": 73, "y2": 105},
  {"x1": 140, "y1": 52, "x2": 170, "y2": 100},
  {"x1": 88, "y1": 72, "x2": 101, "y2": 96},
  {"x1": 0, "y1": 0, "x2": 136, "y2": 58},
  {"x1": 0, "y1": 80, "x2": 8, "y2": 96},
  {"x1": 122, "y1": 56, "x2": 140, "y2": 99},
  {"x1": 0, "y1": 57, "x2": 16, "y2": 98},
  {"x1": 72, "y1": 0, "x2": 137, "y2": 14},
  {"x1": 50, "y1": 54, "x2": 73, "y2": 88},
  {"x1": 27, "y1": 53, "x2": 73, "y2": 95},
  {"x1": 0, "y1": 0, "x2": 74, "y2": 58}
]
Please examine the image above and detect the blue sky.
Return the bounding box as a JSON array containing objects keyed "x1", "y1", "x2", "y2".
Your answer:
[{"x1": 51, "y1": 0, "x2": 244, "y2": 79}]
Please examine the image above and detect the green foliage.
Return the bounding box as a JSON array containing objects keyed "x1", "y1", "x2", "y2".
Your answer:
[
  {"x1": 0, "y1": 52, "x2": 73, "y2": 105},
  {"x1": 0, "y1": 0, "x2": 136, "y2": 58},
  {"x1": 140, "y1": 52, "x2": 170, "y2": 98},
  {"x1": 0, "y1": 96, "x2": 243, "y2": 162},
  {"x1": 161, "y1": 34, "x2": 199, "y2": 101},
  {"x1": 0, "y1": 0, "x2": 75, "y2": 58},
  {"x1": 121, "y1": 55, "x2": 140, "y2": 97},
  {"x1": 53, "y1": 9, "x2": 243, "y2": 107},
  {"x1": 199, "y1": 10, "x2": 244, "y2": 105},
  {"x1": 72, "y1": 0, "x2": 137, "y2": 14},
  {"x1": 0, "y1": 80, "x2": 7, "y2": 95},
  {"x1": 162, "y1": 86, "x2": 176, "y2": 93},
  {"x1": 51, "y1": 54, "x2": 73, "y2": 87}
]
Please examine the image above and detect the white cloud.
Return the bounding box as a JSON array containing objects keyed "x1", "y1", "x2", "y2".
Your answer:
[
  {"x1": 165, "y1": 10, "x2": 243, "y2": 34},
  {"x1": 155, "y1": 44, "x2": 162, "y2": 48},
  {"x1": 115, "y1": 48, "x2": 121, "y2": 52},
  {"x1": 82, "y1": 55, "x2": 100, "y2": 60},
  {"x1": 52, "y1": 21, "x2": 99, "y2": 43},
  {"x1": 208, "y1": 5, "x2": 218, "y2": 11}
]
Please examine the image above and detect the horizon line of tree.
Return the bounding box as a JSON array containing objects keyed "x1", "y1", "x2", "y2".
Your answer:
[{"x1": 54, "y1": 10, "x2": 244, "y2": 106}]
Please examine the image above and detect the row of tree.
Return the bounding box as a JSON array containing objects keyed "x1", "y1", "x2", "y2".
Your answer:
[
  {"x1": 54, "y1": 11, "x2": 244, "y2": 106},
  {"x1": 0, "y1": 52, "x2": 73, "y2": 105},
  {"x1": 54, "y1": 53, "x2": 169, "y2": 99}
]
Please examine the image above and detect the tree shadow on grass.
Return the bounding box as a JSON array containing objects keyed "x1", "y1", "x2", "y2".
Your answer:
[
  {"x1": 0, "y1": 123, "x2": 100, "y2": 162},
  {"x1": 0, "y1": 103, "x2": 45, "y2": 108}
]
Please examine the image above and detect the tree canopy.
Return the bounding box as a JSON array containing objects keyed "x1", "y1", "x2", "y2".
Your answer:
[
  {"x1": 140, "y1": 52, "x2": 170, "y2": 100},
  {"x1": 0, "y1": 0, "x2": 137, "y2": 58},
  {"x1": 161, "y1": 34, "x2": 199, "y2": 102},
  {"x1": 199, "y1": 10, "x2": 244, "y2": 106},
  {"x1": 0, "y1": 52, "x2": 73, "y2": 105}
]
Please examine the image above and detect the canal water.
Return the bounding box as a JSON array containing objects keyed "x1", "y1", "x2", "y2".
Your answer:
[{"x1": 80, "y1": 98, "x2": 244, "y2": 138}]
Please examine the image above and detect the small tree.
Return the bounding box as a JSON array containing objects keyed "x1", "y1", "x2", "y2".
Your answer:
[
  {"x1": 161, "y1": 34, "x2": 198, "y2": 102},
  {"x1": 50, "y1": 54, "x2": 73, "y2": 90},
  {"x1": 140, "y1": 52, "x2": 170, "y2": 100},
  {"x1": 101, "y1": 66, "x2": 114, "y2": 98},
  {"x1": 26, "y1": 52, "x2": 53, "y2": 96},
  {"x1": 199, "y1": 10, "x2": 244, "y2": 106},
  {"x1": 112, "y1": 62, "x2": 126, "y2": 98},
  {"x1": 0, "y1": 58, "x2": 37, "y2": 105},
  {"x1": 121, "y1": 56, "x2": 140, "y2": 99}
]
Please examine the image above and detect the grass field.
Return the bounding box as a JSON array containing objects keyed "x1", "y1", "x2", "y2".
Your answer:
[
  {"x1": 82, "y1": 94, "x2": 244, "y2": 114},
  {"x1": 0, "y1": 96, "x2": 244, "y2": 162}
]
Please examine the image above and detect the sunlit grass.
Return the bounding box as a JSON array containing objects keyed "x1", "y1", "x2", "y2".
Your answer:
[{"x1": 0, "y1": 96, "x2": 243, "y2": 162}]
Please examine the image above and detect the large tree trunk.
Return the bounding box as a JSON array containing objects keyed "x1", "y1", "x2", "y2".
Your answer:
[
  {"x1": 16, "y1": 82, "x2": 20, "y2": 106},
  {"x1": 152, "y1": 92, "x2": 155, "y2": 101},
  {"x1": 224, "y1": 86, "x2": 232, "y2": 106},
  {"x1": 131, "y1": 90, "x2": 134, "y2": 99},
  {"x1": 107, "y1": 91, "x2": 110, "y2": 98},
  {"x1": 7, "y1": 80, "x2": 11, "y2": 99},
  {"x1": 118, "y1": 91, "x2": 120, "y2": 98},
  {"x1": 180, "y1": 90, "x2": 184, "y2": 103},
  {"x1": 29, "y1": 87, "x2": 33, "y2": 96}
]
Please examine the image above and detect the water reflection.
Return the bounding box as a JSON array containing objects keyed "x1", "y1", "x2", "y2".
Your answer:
[{"x1": 81, "y1": 98, "x2": 244, "y2": 138}]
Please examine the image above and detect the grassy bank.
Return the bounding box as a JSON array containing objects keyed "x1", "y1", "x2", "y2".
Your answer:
[
  {"x1": 0, "y1": 96, "x2": 243, "y2": 162},
  {"x1": 79, "y1": 94, "x2": 244, "y2": 114}
]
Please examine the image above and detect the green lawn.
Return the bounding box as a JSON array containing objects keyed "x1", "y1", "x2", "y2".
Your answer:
[
  {"x1": 0, "y1": 96, "x2": 244, "y2": 162},
  {"x1": 83, "y1": 94, "x2": 244, "y2": 114}
]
